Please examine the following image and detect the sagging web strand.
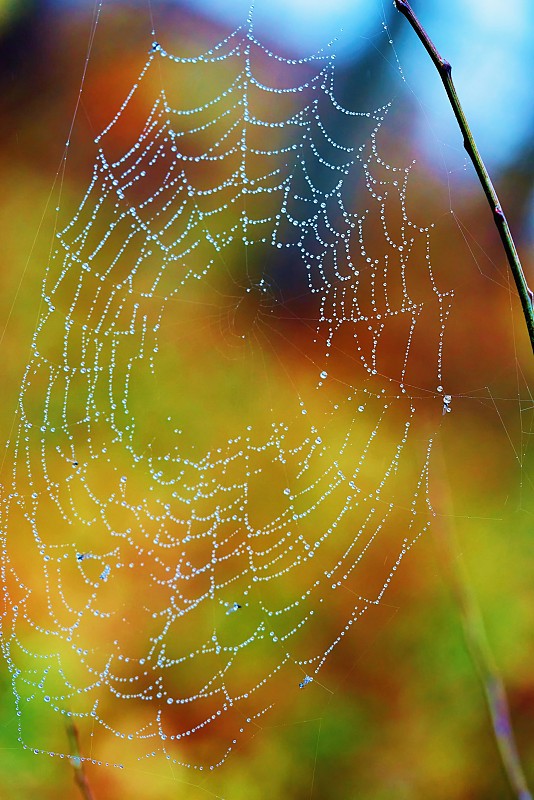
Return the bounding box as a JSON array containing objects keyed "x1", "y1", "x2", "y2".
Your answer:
[{"x1": 1, "y1": 18, "x2": 452, "y2": 770}]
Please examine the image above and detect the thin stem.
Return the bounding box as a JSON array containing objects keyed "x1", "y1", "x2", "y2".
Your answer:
[
  {"x1": 434, "y1": 515, "x2": 532, "y2": 799},
  {"x1": 66, "y1": 721, "x2": 95, "y2": 800},
  {"x1": 394, "y1": 0, "x2": 534, "y2": 353},
  {"x1": 431, "y1": 443, "x2": 532, "y2": 800}
]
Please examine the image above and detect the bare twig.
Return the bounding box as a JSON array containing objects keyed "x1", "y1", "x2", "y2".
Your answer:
[
  {"x1": 433, "y1": 514, "x2": 532, "y2": 800},
  {"x1": 66, "y1": 721, "x2": 95, "y2": 800},
  {"x1": 394, "y1": 0, "x2": 534, "y2": 353},
  {"x1": 430, "y1": 441, "x2": 532, "y2": 800}
]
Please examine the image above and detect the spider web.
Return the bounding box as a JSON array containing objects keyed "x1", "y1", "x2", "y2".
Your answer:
[{"x1": 0, "y1": 8, "x2": 455, "y2": 772}]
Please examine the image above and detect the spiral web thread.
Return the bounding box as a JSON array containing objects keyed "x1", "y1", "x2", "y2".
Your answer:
[{"x1": 0, "y1": 12, "x2": 453, "y2": 771}]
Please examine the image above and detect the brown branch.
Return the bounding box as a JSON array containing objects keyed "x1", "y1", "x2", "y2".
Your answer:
[
  {"x1": 66, "y1": 721, "x2": 95, "y2": 800},
  {"x1": 394, "y1": 0, "x2": 534, "y2": 353}
]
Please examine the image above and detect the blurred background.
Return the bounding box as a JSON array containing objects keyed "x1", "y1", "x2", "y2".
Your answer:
[{"x1": 0, "y1": 1, "x2": 533, "y2": 798}]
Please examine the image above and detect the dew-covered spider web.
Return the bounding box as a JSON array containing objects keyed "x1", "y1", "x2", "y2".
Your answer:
[{"x1": 0, "y1": 6, "x2": 461, "y2": 773}]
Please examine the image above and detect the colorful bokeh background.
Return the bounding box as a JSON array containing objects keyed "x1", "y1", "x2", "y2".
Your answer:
[{"x1": 0, "y1": 1, "x2": 533, "y2": 798}]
